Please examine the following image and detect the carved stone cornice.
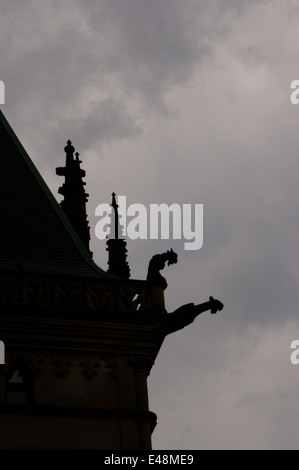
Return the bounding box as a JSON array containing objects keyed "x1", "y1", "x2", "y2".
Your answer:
[
  {"x1": 0, "y1": 306, "x2": 163, "y2": 363},
  {"x1": 0, "y1": 314, "x2": 161, "y2": 357},
  {"x1": 0, "y1": 404, "x2": 157, "y2": 431},
  {"x1": 0, "y1": 275, "x2": 163, "y2": 378},
  {"x1": 0, "y1": 350, "x2": 117, "y2": 381}
]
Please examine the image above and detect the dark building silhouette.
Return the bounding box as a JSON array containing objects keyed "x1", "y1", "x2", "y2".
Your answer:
[{"x1": 0, "y1": 110, "x2": 223, "y2": 450}]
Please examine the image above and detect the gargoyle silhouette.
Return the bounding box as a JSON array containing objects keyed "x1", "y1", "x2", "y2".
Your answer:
[
  {"x1": 161, "y1": 296, "x2": 224, "y2": 336},
  {"x1": 147, "y1": 248, "x2": 224, "y2": 336},
  {"x1": 146, "y1": 248, "x2": 178, "y2": 290}
]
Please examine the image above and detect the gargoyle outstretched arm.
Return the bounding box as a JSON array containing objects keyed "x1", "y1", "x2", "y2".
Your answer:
[{"x1": 162, "y1": 296, "x2": 223, "y2": 336}]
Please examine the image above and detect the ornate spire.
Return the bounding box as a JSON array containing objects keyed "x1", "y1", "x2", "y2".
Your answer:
[
  {"x1": 106, "y1": 193, "x2": 130, "y2": 279},
  {"x1": 56, "y1": 140, "x2": 92, "y2": 257}
]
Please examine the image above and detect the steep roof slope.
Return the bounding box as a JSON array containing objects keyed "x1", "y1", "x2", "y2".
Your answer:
[{"x1": 0, "y1": 110, "x2": 112, "y2": 278}]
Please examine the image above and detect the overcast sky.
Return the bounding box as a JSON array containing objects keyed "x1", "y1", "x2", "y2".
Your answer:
[{"x1": 1, "y1": 0, "x2": 299, "y2": 450}]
